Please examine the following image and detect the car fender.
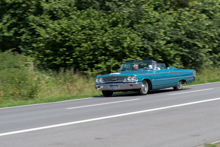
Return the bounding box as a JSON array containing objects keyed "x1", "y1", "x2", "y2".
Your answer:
[
  {"x1": 137, "y1": 76, "x2": 153, "y2": 90},
  {"x1": 177, "y1": 78, "x2": 187, "y2": 84}
]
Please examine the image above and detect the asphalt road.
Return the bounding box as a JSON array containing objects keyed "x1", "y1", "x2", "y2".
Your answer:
[{"x1": 1, "y1": 82, "x2": 220, "y2": 147}]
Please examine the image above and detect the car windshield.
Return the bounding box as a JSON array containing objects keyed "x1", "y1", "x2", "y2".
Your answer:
[
  {"x1": 120, "y1": 61, "x2": 156, "y2": 71},
  {"x1": 157, "y1": 63, "x2": 166, "y2": 69}
]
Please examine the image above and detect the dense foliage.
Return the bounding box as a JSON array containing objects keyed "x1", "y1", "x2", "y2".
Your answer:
[{"x1": 1, "y1": 0, "x2": 220, "y2": 74}]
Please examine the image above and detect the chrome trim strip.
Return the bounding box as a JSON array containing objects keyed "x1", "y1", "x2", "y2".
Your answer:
[
  {"x1": 94, "y1": 82, "x2": 142, "y2": 91},
  {"x1": 138, "y1": 71, "x2": 193, "y2": 76},
  {"x1": 95, "y1": 82, "x2": 142, "y2": 86},
  {"x1": 155, "y1": 75, "x2": 193, "y2": 81},
  {"x1": 138, "y1": 73, "x2": 169, "y2": 76},
  {"x1": 170, "y1": 71, "x2": 194, "y2": 73}
]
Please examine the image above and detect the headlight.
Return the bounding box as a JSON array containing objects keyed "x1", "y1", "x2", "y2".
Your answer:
[
  {"x1": 127, "y1": 76, "x2": 132, "y2": 81},
  {"x1": 96, "y1": 78, "x2": 100, "y2": 83},
  {"x1": 99, "y1": 78, "x2": 104, "y2": 83},
  {"x1": 96, "y1": 78, "x2": 104, "y2": 83},
  {"x1": 131, "y1": 76, "x2": 137, "y2": 81},
  {"x1": 126, "y1": 76, "x2": 137, "y2": 82}
]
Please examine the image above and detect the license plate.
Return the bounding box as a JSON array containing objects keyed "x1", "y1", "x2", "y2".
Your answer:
[{"x1": 110, "y1": 85, "x2": 118, "y2": 89}]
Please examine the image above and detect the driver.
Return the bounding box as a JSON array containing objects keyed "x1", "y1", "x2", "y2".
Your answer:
[{"x1": 133, "y1": 64, "x2": 139, "y2": 70}]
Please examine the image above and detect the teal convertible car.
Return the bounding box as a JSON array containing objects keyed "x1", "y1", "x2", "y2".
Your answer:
[{"x1": 95, "y1": 59, "x2": 196, "y2": 97}]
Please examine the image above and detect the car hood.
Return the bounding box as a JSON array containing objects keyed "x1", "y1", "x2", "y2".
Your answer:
[{"x1": 96, "y1": 70, "x2": 155, "y2": 78}]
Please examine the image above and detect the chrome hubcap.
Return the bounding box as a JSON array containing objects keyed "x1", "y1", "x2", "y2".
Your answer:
[
  {"x1": 177, "y1": 81, "x2": 182, "y2": 89},
  {"x1": 141, "y1": 82, "x2": 148, "y2": 93}
]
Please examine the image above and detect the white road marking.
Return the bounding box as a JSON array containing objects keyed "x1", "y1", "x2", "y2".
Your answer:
[
  {"x1": 169, "y1": 88, "x2": 213, "y2": 95},
  {"x1": 1, "y1": 97, "x2": 220, "y2": 137},
  {"x1": 66, "y1": 99, "x2": 140, "y2": 109}
]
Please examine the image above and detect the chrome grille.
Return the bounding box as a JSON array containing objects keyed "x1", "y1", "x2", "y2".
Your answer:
[{"x1": 103, "y1": 76, "x2": 126, "y2": 83}]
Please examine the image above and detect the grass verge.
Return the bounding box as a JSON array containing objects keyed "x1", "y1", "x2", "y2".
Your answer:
[
  {"x1": 186, "y1": 67, "x2": 220, "y2": 85},
  {"x1": 199, "y1": 141, "x2": 220, "y2": 147},
  {"x1": 0, "y1": 92, "x2": 102, "y2": 108},
  {"x1": 204, "y1": 143, "x2": 220, "y2": 147}
]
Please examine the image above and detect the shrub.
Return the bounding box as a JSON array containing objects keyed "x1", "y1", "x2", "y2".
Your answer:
[{"x1": 0, "y1": 52, "x2": 40, "y2": 102}]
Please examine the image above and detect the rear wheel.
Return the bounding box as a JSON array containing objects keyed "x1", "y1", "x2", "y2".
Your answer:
[
  {"x1": 102, "y1": 91, "x2": 113, "y2": 97},
  {"x1": 137, "y1": 80, "x2": 149, "y2": 95},
  {"x1": 173, "y1": 80, "x2": 183, "y2": 90}
]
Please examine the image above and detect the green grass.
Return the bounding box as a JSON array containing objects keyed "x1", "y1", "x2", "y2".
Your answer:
[
  {"x1": 201, "y1": 141, "x2": 220, "y2": 147},
  {"x1": 186, "y1": 67, "x2": 220, "y2": 85},
  {"x1": 0, "y1": 67, "x2": 103, "y2": 108},
  {"x1": 0, "y1": 68, "x2": 100, "y2": 102},
  {"x1": 204, "y1": 144, "x2": 220, "y2": 147}
]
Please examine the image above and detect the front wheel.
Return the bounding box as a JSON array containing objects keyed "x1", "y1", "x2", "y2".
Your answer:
[
  {"x1": 137, "y1": 80, "x2": 149, "y2": 95},
  {"x1": 173, "y1": 80, "x2": 183, "y2": 90},
  {"x1": 102, "y1": 91, "x2": 113, "y2": 97}
]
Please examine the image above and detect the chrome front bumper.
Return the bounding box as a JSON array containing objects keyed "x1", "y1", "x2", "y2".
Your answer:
[{"x1": 94, "y1": 82, "x2": 142, "y2": 91}]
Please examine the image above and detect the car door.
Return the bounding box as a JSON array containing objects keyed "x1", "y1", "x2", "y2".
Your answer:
[{"x1": 153, "y1": 69, "x2": 172, "y2": 89}]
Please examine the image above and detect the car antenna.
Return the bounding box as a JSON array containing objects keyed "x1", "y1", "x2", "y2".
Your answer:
[{"x1": 111, "y1": 59, "x2": 112, "y2": 73}]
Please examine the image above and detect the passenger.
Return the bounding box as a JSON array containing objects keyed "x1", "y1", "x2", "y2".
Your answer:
[
  {"x1": 149, "y1": 62, "x2": 159, "y2": 70},
  {"x1": 148, "y1": 65, "x2": 153, "y2": 69},
  {"x1": 156, "y1": 67, "x2": 161, "y2": 70},
  {"x1": 154, "y1": 62, "x2": 160, "y2": 70},
  {"x1": 153, "y1": 61, "x2": 158, "y2": 70}
]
